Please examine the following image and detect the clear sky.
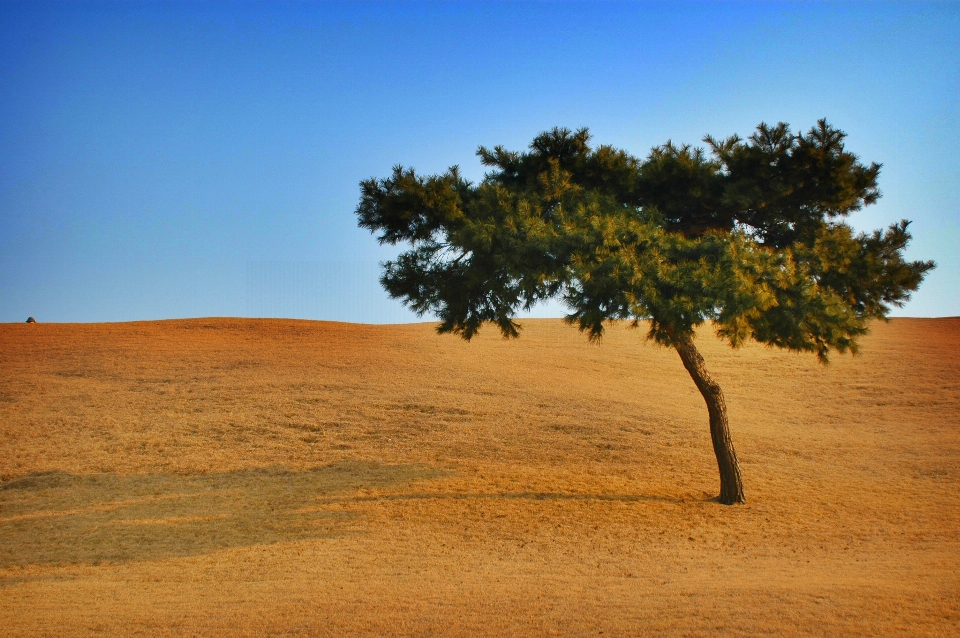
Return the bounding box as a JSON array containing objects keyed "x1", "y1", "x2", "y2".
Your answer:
[{"x1": 1, "y1": 1, "x2": 957, "y2": 324}]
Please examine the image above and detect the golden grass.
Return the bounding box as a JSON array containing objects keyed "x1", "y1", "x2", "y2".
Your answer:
[{"x1": 1, "y1": 317, "x2": 958, "y2": 636}]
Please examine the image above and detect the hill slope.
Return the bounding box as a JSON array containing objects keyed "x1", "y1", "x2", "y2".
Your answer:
[{"x1": 1, "y1": 318, "x2": 958, "y2": 636}]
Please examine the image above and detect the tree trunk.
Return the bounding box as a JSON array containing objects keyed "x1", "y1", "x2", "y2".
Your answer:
[{"x1": 671, "y1": 331, "x2": 745, "y2": 505}]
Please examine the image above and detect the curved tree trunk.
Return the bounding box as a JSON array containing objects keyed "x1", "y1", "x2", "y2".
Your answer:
[{"x1": 671, "y1": 331, "x2": 745, "y2": 505}]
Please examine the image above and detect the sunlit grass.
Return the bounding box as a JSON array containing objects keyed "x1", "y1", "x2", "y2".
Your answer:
[{"x1": 0, "y1": 318, "x2": 957, "y2": 635}]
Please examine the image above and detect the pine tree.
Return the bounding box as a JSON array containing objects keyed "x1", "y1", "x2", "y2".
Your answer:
[{"x1": 356, "y1": 120, "x2": 934, "y2": 504}]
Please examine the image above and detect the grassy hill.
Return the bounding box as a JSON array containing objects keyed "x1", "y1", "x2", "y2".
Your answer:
[{"x1": 1, "y1": 318, "x2": 958, "y2": 636}]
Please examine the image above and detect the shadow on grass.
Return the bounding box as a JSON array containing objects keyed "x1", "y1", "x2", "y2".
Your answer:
[
  {"x1": 0, "y1": 461, "x2": 445, "y2": 570},
  {"x1": 308, "y1": 491, "x2": 686, "y2": 506}
]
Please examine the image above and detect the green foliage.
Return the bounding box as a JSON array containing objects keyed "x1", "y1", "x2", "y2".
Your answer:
[{"x1": 356, "y1": 121, "x2": 934, "y2": 361}]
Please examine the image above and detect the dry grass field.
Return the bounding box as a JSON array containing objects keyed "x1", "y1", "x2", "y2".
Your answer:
[{"x1": 1, "y1": 317, "x2": 958, "y2": 636}]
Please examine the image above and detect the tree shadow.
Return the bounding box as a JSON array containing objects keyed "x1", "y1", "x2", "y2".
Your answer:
[
  {"x1": 0, "y1": 461, "x2": 445, "y2": 570},
  {"x1": 307, "y1": 491, "x2": 686, "y2": 506}
]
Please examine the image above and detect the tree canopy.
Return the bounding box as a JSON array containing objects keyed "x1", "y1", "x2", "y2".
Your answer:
[
  {"x1": 356, "y1": 120, "x2": 934, "y2": 504},
  {"x1": 358, "y1": 120, "x2": 932, "y2": 360}
]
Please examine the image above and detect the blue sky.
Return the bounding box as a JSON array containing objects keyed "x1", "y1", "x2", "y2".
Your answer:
[{"x1": 1, "y1": 1, "x2": 957, "y2": 323}]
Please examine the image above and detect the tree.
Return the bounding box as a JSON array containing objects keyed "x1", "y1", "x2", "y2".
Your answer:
[{"x1": 356, "y1": 120, "x2": 934, "y2": 504}]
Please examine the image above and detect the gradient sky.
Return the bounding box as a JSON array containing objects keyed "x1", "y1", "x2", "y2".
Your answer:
[{"x1": 1, "y1": 1, "x2": 957, "y2": 324}]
